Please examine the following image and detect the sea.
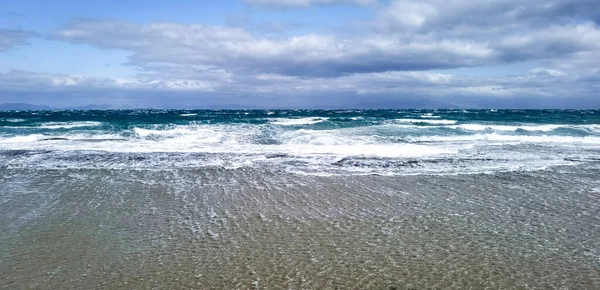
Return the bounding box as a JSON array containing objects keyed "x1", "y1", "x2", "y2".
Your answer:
[{"x1": 1, "y1": 109, "x2": 599, "y2": 289}]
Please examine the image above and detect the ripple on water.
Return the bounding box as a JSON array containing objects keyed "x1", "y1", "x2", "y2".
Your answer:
[{"x1": 0, "y1": 166, "x2": 599, "y2": 289}]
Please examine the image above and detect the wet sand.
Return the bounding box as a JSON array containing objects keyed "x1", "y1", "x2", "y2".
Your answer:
[{"x1": 1, "y1": 167, "x2": 599, "y2": 289}]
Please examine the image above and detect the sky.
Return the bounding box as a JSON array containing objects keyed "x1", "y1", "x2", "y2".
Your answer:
[{"x1": 0, "y1": 0, "x2": 599, "y2": 108}]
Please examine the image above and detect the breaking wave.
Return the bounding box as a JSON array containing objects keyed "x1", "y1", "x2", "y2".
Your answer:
[{"x1": 1, "y1": 109, "x2": 599, "y2": 175}]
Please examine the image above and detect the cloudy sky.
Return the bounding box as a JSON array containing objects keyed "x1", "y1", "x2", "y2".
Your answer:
[{"x1": 1, "y1": 0, "x2": 599, "y2": 108}]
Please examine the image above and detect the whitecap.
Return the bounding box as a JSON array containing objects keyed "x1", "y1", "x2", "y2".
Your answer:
[
  {"x1": 39, "y1": 121, "x2": 102, "y2": 129},
  {"x1": 449, "y1": 123, "x2": 596, "y2": 132},
  {"x1": 419, "y1": 113, "x2": 441, "y2": 119},
  {"x1": 395, "y1": 119, "x2": 457, "y2": 125},
  {"x1": 3, "y1": 119, "x2": 27, "y2": 123},
  {"x1": 271, "y1": 117, "x2": 329, "y2": 126}
]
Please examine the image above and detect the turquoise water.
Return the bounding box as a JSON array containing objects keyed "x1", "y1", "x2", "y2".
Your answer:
[{"x1": 1, "y1": 109, "x2": 599, "y2": 175}]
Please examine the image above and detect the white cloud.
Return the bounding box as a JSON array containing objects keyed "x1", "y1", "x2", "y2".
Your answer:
[
  {"x1": 377, "y1": 0, "x2": 600, "y2": 33},
  {"x1": 52, "y1": 20, "x2": 500, "y2": 77},
  {"x1": 495, "y1": 23, "x2": 600, "y2": 61},
  {"x1": 530, "y1": 68, "x2": 567, "y2": 77},
  {"x1": 1, "y1": 67, "x2": 595, "y2": 100},
  {"x1": 3, "y1": 0, "x2": 600, "y2": 108},
  {"x1": 52, "y1": 15, "x2": 600, "y2": 80},
  {"x1": 0, "y1": 70, "x2": 215, "y2": 92}
]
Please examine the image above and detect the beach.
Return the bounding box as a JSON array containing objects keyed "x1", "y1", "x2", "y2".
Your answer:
[{"x1": 1, "y1": 109, "x2": 599, "y2": 289}]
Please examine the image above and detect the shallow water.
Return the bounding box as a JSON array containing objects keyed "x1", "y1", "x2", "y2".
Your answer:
[{"x1": 1, "y1": 165, "x2": 599, "y2": 289}]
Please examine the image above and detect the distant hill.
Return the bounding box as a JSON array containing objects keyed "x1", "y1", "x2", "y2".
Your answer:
[{"x1": 0, "y1": 103, "x2": 53, "y2": 111}]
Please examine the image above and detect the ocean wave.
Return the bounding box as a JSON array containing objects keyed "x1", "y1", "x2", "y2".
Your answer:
[
  {"x1": 38, "y1": 121, "x2": 103, "y2": 129},
  {"x1": 395, "y1": 119, "x2": 457, "y2": 125},
  {"x1": 270, "y1": 117, "x2": 329, "y2": 126},
  {"x1": 2, "y1": 118, "x2": 27, "y2": 123},
  {"x1": 0, "y1": 133, "x2": 124, "y2": 144},
  {"x1": 4, "y1": 122, "x2": 600, "y2": 154},
  {"x1": 0, "y1": 134, "x2": 45, "y2": 143},
  {"x1": 450, "y1": 124, "x2": 563, "y2": 132},
  {"x1": 419, "y1": 113, "x2": 441, "y2": 119},
  {"x1": 412, "y1": 133, "x2": 600, "y2": 144},
  {"x1": 0, "y1": 125, "x2": 459, "y2": 159},
  {"x1": 1, "y1": 111, "x2": 599, "y2": 175}
]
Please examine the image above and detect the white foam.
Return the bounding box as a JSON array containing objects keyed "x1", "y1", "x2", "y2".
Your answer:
[
  {"x1": 0, "y1": 134, "x2": 45, "y2": 143},
  {"x1": 179, "y1": 113, "x2": 197, "y2": 117},
  {"x1": 581, "y1": 124, "x2": 600, "y2": 133},
  {"x1": 38, "y1": 121, "x2": 102, "y2": 129},
  {"x1": 412, "y1": 133, "x2": 600, "y2": 144},
  {"x1": 0, "y1": 124, "x2": 459, "y2": 160},
  {"x1": 133, "y1": 127, "x2": 190, "y2": 138},
  {"x1": 451, "y1": 124, "x2": 562, "y2": 132},
  {"x1": 128, "y1": 126, "x2": 456, "y2": 158},
  {"x1": 395, "y1": 119, "x2": 457, "y2": 125},
  {"x1": 133, "y1": 126, "x2": 228, "y2": 144},
  {"x1": 278, "y1": 143, "x2": 456, "y2": 158},
  {"x1": 3, "y1": 119, "x2": 27, "y2": 123},
  {"x1": 271, "y1": 117, "x2": 329, "y2": 126},
  {"x1": 274, "y1": 128, "x2": 458, "y2": 157},
  {"x1": 2, "y1": 122, "x2": 598, "y2": 176},
  {"x1": 419, "y1": 113, "x2": 441, "y2": 119},
  {"x1": 0, "y1": 133, "x2": 125, "y2": 147}
]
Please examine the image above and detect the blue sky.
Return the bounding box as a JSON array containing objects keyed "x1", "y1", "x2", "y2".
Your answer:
[{"x1": 0, "y1": 0, "x2": 599, "y2": 108}]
